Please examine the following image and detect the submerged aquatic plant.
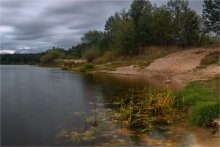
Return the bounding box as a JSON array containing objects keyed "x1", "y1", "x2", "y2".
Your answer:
[
  {"x1": 116, "y1": 86, "x2": 176, "y2": 133},
  {"x1": 154, "y1": 87, "x2": 175, "y2": 114}
]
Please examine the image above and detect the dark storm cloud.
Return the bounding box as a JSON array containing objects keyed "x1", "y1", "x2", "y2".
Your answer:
[
  {"x1": 0, "y1": 0, "x2": 132, "y2": 52},
  {"x1": 0, "y1": 0, "x2": 203, "y2": 53}
]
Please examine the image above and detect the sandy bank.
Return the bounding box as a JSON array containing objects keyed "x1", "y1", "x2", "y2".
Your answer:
[{"x1": 103, "y1": 48, "x2": 219, "y2": 88}]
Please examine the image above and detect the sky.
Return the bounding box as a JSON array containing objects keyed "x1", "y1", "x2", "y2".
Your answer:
[{"x1": 0, "y1": 0, "x2": 203, "y2": 54}]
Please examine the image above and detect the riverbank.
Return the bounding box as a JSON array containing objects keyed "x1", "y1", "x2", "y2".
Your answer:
[
  {"x1": 93, "y1": 47, "x2": 220, "y2": 146},
  {"x1": 102, "y1": 47, "x2": 219, "y2": 88},
  {"x1": 54, "y1": 47, "x2": 219, "y2": 89},
  {"x1": 39, "y1": 47, "x2": 220, "y2": 146}
]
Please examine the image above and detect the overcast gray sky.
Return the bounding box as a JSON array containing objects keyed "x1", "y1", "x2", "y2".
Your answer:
[{"x1": 0, "y1": 0, "x2": 203, "y2": 53}]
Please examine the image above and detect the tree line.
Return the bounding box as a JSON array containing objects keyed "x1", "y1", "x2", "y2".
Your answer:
[
  {"x1": 68, "y1": 0, "x2": 219, "y2": 60},
  {"x1": 0, "y1": 53, "x2": 43, "y2": 65},
  {"x1": 1, "y1": 0, "x2": 219, "y2": 64}
]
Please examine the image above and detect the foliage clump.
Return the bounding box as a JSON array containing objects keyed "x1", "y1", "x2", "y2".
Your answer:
[
  {"x1": 82, "y1": 49, "x2": 100, "y2": 62},
  {"x1": 40, "y1": 48, "x2": 65, "y2": 65},
  {"x1": 79, "y1": 63, "x2": 95, "y2": 72}
]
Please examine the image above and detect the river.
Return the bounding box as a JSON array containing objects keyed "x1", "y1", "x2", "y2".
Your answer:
[{"x1": 1, "y1": 65, "x2": 218, "y2": 146}]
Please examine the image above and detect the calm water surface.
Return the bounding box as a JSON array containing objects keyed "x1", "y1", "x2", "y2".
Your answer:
[{"x1": 1, "y1": 65, "x2": 196, "y2": 146}]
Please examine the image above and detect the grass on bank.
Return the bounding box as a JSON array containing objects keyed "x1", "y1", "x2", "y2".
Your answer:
[
  {"x1": 176, "y1": 76, "x2": 219, "y2": 126},
  {"x1": 200, "y1": 50, "x2": 220, "y2": 66},
  {"x1": 189, "y1": 101, "x2": 219, "y2": 126},
  {"x1": 175, "y1": 82, "x2": 214, "y2": 106},
  {"x1": 195, "y1": 50, "x2": 220, "y2": 70}
]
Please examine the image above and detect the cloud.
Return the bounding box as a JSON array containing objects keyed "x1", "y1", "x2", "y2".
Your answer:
[
  {"x1": 0, "y1": 50, "x2": 16, "y2": 54},
  {"x1": 0, "y1": 0, "x2": 132, "y2": 52},
  {"x1": 0, "y1": 0, "x2": 203, "y2": 53}
]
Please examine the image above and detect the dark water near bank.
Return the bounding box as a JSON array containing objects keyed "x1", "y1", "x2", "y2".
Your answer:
[{"x1": 1, "y1": 65, "x2": 198, "y2": 146}]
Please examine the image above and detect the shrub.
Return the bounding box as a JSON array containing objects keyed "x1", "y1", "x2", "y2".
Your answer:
[
  {"x1": 93, "y1": 51, "x2": 115, "y2": 64},
  {"x1": 189, "y1": 101, "x2": 219, "y2": 126},
  {"x1": 82, "y1": 49, "x2": 100, "y2": 62},
  {"x1": 79, "y1": 63, "x2": 95, "y2": 72},
  {"x1": 40, "y1": 50, "x2": 65, "y2": 65}
]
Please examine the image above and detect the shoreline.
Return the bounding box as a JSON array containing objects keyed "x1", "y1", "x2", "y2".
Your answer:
[
  {"x1": 98, "y1": 47, "x2": 220, "y2": 89},
  {"x1": 98, "y1": 69, "x2": 185, "y2": 90}
]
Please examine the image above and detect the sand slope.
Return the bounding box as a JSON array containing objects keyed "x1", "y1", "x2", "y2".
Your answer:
[{"x1": 108, "y1": 48, "x2": 219, "y2": 87}]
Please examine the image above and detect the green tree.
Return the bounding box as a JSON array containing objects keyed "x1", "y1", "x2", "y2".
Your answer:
[
  {"x1": 167, "y1": 0, "x2": 189, "y2": 44},
  {"x1": 151, "y1": 6, "x2": 173, "y2": 45},
  {"x1": 167, "y1": 0, "x2": 200, "y2": 46},
  {"x1": 202, "y1": 0, "x2": 220, "y2": 36},
  {"x1": 82, "y1": 48, "x2": 100, "y2": 62},
  {"x1": 130, "y1": 0, "x2": 153, "y2": 53},
  {"x1": 104, "y1": 15, "x2": 116, "y2": 45},
  {"x1": 81, "y1": 31, "x2": 104, "y2": 48},
  {"x1": 182, "y1": 10, "x2": 201, "y2": 46},
  {"x1": 111, "y1": 11, "x2": 136, "y2": 55},
  {"x1": 104, "y1": 11, "x2": 127, "y2": 49},
  {"x1": 66, "y1": 43, "x2": 88, "y2": 59}
]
